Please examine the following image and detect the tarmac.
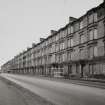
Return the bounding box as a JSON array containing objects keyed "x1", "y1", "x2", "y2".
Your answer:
[
  {"x1": 1, "y1": 73, "x2": 105, "y2": 105},
  {"x1": 0, "y1": 76, "x2": 55, "y2": 105}
]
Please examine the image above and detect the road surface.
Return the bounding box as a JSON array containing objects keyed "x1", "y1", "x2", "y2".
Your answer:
[{"x1": 1, "y1": 73, "x2": 105, "y2": 105}]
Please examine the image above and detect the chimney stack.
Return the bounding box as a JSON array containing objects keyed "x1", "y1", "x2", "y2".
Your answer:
[
  {"x1": 69, "y1": 17, "x2": 77, "y2": 23},
  {"x1": 32, "y1": 43, "x2": 36, "y2": 47},
  {"x1": 51, "y1": 30, "x2": 57, "y2": 35},
  {"x1": 27, "y1": 47, "x2": 30, "y2": 51},
  {"x1": 40, "y1": 38, "x2": 45, "y2": 42}
]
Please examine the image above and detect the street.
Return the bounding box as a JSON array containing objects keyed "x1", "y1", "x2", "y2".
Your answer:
[
  {"x1": 1, "y1": 73, "x2": 105, "y2": 105},
  {"x1": 0, "y1": 75, "x2": 55, "y2": 105},
  {"x1": 0, "y1": 76, "x2": 28, "y2": 105}
]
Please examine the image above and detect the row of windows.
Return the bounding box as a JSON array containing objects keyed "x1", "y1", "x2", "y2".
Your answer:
[
  {"x1": 39, "y1": 28, "x2": 98, "y2": 55},
  {"x1": 29, "y1": 19, "x2": 99, "y2": 57},
  {"x1": 44, "y1": 13, "x2": 98, "y2": 44},
  {"x1": 31, "y1": 28, "x2": 98, "y2": 57},
  {"x1": 12, "y1": 11, "x2": 104, "y2": 64},
  {"x1": 6, "y1": 44, "x2": 104, "y2": 68}
]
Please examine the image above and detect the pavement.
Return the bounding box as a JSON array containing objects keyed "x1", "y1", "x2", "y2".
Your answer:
[
  {"x1": 1, "y1": 73, "x2": 105, "y2": 105},
  {"x1": 0, "y1": 75, "x2": 55, "y2": 105},
  {"x1": 36, "y1": 75, "x2": 105, "y2": 89}
]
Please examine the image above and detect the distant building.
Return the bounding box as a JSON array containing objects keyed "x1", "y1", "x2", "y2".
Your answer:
[{"x1": 1, "y1": 1, "x2": 105, "y2": 78}]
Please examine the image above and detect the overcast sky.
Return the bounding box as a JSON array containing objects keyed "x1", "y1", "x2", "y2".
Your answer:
[{"x1": 0, "y1": 0, "x2": 103, "y2": 67}]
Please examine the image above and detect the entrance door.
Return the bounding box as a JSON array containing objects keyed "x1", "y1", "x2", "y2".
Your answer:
[
  {"x1": 81, "y1": 64, "x2": 85, "y2": 78},
  {"x1": 68, "y1": 65, "x2": 72, "y2": 75}
]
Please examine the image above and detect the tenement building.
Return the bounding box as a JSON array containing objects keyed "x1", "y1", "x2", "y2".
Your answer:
[{"x1": 1, "y1": 1, "x2": 105, "y2": 78}]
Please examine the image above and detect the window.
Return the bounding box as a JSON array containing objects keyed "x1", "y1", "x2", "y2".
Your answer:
[
  {"x1": 56, "y1": 34, "x2": 59, "y2": 41},
  {"x1": 62, "y1": 42, "x2": 64, "y2": 49},
  {"x1": 67, "y1": 52, "x2": 71, "y2": 61},
  {"x1": 88, "y1": 14, "x2": 94, "y2": 24},
  {"x1": 68, "y1": 26, "x2": 71, "y2": 34},
  {"x1": 55, "y1": 55, "x2": 59, "y2": 63},
  {"x1": 64, "y1": 40, "x2": 67, "y2": 49},
  {"x1": 89, "y1": 47, "x2": 94, "y2": 58},
  {"x1": 94, "y1": 29, "x2": 98, "y2": 39},
  {"x1": 94, "y1": 46, "x2": 98, "y2": 57},
  {"x1": 80, "y1": 35, "x2": 85, "y2": 43},
  {"x1": 71, "y1": 51, "x2": 74, "y2": 60},
  {"x1": 60, "y1": 43, "x2": 62, "y2": 50},
  {"x1": 80, "y1": 21, "x2": 83, "y2": 29},
  {"x1": 67, "y1": 39, "x2": 71, "y2": 47},
  {"x1": 62, "y1": 53, "x2": 65, "y2": 62},
  {"x1": 61, "y1": 31, "x2": 64, "y2": 38},
  {"x1": 89, "y1": 30, "x2": 94, "y2": 40},
  {"x1": 59, "y1": 54, "x2": 63, "y2": 63},
  {"x1": 59, "y1": 31, "x2": 62, "y2": 39},
  {"x1": 64, "y1": 29, "x2": 67, "y2": 36},
  {"x1": 52, "y1": 44, "x2": 55, "y2": 53},
  {"x1": 74, "y1": 22, "x2": 79, "y2": 32},
  {"x1": 70, "y1": 26, "x2": 74, "y2": 33},
  {"x1": 94, "y1": 13, "x2": 98, "y2": 22},
  {"x1": 89, "y1": 29, "x2": 98, "y2": 40},
  {"x1": 80, "y1": 49, "x2": 83, "y2": 59},
  {"x1": 56, "y1": 44, "x2": 59, "y2": 52},
  {"x1": 89, "y1": 46, "x2": 98, "y2": 58},
  {"x1": 70, "y1": 38, "x2": 74, "y2": 47},
  {"x1": 60, "y1": 42, "x2": 64, "y2": 50}
]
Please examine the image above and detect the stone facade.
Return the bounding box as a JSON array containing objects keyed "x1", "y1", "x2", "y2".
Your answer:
[{"x1": 1, "y1": 2, "x2": 105, "y2": 79}]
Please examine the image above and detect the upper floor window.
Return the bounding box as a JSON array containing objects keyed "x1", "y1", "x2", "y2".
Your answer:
[
  {"x1": 89, "y1": 30, "x2": 94, "y2": 40},
  {"x1": 89, "y1": 47, "x2": 94, "y2": 58},
  {"x1": 52, "y1": 36, "x2": 56, "y2": 43},
  {"x1": 67, "y1": 51, "x2": 71, "y2": 61},
  {"x1": 68, "y1": 25, "x2": 74, "y2": 34},
  {"x1": 70, "y1": 38, "x2": 74, "y2": 47},
  {"x1": 89, "y1": 46, "x2": 98, "y2": 58},
  {"x1": 88, "y1": 14, "x2": 94, "y2": 24},
  {"x1": 80, "y1": 21, "x2": 83, "y2": 29},
  {"x1": 56, "y1": 34, "x2": 59, "y2": 41},
  {"x1": 80, "y1": 49, "x2": 83, "y2": 59},
  {"x1": 80, "y1": 34, "x2": 85, "y2": 43},
  {"x1": 71, "y1": 51, "x2": 74, "y2": 60},
  {"x1": 56, "y1": 54, "x2": 59, "y2": 63},
  {"x1": 89, "y1": 29, "x2": 98, "y2": 40},
  {"x1": 94, "y1": 29, "x2": 98, "y2": 39},
  {"x1": 71, "y1": 26, "x2": 74, "y2": 33},
  {"x1": 59, "y1": 31, "x2": 63, "y2": 39},
  {"x1": 64, "y1": 29, "x2": 67, "y2": 36},
  {"x1": 55, "y1": 44, "x2": 59, "y2": 52},
  {"x1": 67, "y1": 39, "x2": 71, "y2": 47},
  {"x1": 60, "y1": 42, "x2": 64, "y2": 50},
  {"x1": 68, "y1": 26, "x2": 71, "y2": 35},
  {"x1": 74, "y1": 22, "x2": 79, "y2": 32},
  {"x1": 94, "y1": 13, "x2": 98, "y2": 22},
  {"x1": 94, "y1": 46, "x2": 98, "y2": 57},
  {"x1": 88, "y1": 13, "x2": 98, "y2": 24},
  {"x1": 64, "y1": 40, "x2": 67, "y2": 49},
  {"x1": 62, "y1": 53, "x2": 65, "y2": 62},
  {"x1": 62, "y1": 30, "x2": 65, "y2": 37}
]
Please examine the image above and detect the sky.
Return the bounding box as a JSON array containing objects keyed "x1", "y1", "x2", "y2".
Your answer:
[{"x1": 0, "y1": 0, "x2": 103, "y2": 67}]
